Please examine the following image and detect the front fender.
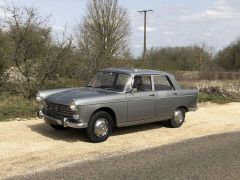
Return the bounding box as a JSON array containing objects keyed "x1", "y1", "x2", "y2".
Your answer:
[{"x1": 78, "y1": 101, "x2": 128, "y2": 126}]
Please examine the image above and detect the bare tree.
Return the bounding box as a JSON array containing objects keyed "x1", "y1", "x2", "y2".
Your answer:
[
  {"x1": 215, "y1": 38, "x2": 240, "y2": 71},
  {"x1": 76, "y1": 0, "x2": 131, "y2": 74},
  {"x1": 146, "y1": 45, "x2": 213, "y2": 71},
  {"x1": 1, "y1": 5, "x2": 72, "y2": 98},
  {"x1": 0, "y1": 30, "x2": 9, "y2": 80}
]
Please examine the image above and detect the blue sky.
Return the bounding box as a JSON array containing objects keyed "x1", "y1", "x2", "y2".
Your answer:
[{"x1": 1, "y1": 0, "x2": 240, "y2": 56}]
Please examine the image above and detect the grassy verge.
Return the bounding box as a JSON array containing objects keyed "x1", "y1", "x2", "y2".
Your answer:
[
  {"x1": 0, "y1": 93, "x2": 37, "y2": 122},
  {"x1": 198, "y1": 92, "x2": 240, "y2": 104},
  {"x1": 0, "y1": 78, "x2": 85, "y2": 122}
]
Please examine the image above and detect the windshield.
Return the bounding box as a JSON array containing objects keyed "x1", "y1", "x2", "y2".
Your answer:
[{"x1": 88, "y1": 71, "x2": 131, "y2": 92}]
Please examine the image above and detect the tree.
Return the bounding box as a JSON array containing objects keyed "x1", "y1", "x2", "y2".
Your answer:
[
  {"x1": 1, "y1": 5, "x2": 72, "y2": 98},
  {"x1": 76, "y1": 0, "x2": 131, "y2": 75},
  {"x1": 215, "y1": 38, "x2": 240, "y2": 71},
  {"x1": 146, "y1": 45, "x2": 212, "y2": 71},
  {"x1": 0, "y1": 30, "x2": 9, "y2": 81}
]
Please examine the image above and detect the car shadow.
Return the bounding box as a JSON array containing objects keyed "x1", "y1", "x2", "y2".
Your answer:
[
  {"x1": 28, "y1": 121, "x2": 166, "y2": 142},
  {"x1": 27, "y1": 123, "x2": 89, "y2": 143},
  {"x1": 112, "y1": 122, "x2": 165, "y2": 136}
]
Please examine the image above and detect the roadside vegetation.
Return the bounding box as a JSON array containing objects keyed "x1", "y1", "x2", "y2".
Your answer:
[
  {"x1": 0, "y1": 93, "x2": 37, "y2": 121},
  {"x1": 0, "y1": 0, "x2": 240, "y2": 121},
  {"x1": 1, "y1": 78, "x2": 239, "y2": 121},
  {"x1": 179, "y1": 80, "x2": 240, "y2": 104}
]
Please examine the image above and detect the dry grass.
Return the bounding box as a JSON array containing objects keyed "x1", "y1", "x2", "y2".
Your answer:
[
  {"x1": 174, "y1": 71, "x2": 240, "y2": 81},
  {"x1": 180, "y1": 80, "x2": 240, "y2": 103},
  {"x1": 0, "y1": 93, "x2": 37, "y2": 121},
  {"x1": 182, "y1": 80, "x2": 240, "y2": 95}
]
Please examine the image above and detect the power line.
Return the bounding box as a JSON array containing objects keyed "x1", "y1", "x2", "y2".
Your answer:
[{"x1": 137, "y1": 9, "x2": 153, "y2": 65}]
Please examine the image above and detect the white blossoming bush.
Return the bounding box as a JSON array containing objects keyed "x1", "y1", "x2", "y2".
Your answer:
[{"x1": 181, "y1": 80, "x2": 240, "y2": 97}]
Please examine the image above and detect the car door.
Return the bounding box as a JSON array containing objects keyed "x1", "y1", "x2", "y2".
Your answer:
[
  {"x1": 153, "y1": 75, "x2": 178, "y2": 120},
  {"x1": 127, "y1": 75, "x2": 156, "y2": 122}
]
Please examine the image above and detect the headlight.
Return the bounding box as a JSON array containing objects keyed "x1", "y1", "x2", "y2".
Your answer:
[
  {"x1": 39, "y1": 103, "x2": 44, "y2": 110},
  {"x1": 36, "y1": 92, "x2": 43, "y2": 102},
  {"x1": 70, "y1": 100, "x2": 77, "y2": 111},
  {"x1": 39, "y1": 100, "x2": 47, "y2": 110}
]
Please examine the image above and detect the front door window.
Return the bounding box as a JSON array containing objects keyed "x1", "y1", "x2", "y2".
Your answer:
[{"x1": 133, "y1": 76, "x2": 152, "y2": 92}]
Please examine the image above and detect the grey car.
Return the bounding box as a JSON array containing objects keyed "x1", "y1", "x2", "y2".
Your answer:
[{"x1": 37, "y1": 68, "x2": 198, "y2": 143}]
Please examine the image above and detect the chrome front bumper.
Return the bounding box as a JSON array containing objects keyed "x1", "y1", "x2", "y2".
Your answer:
[{"x1": 38, "y1": 110, "x2": 88, "y2": 129}]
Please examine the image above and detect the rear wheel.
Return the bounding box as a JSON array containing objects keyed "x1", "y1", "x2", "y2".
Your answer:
[
  {"x1": 86, "y1": 111, "x2": 113, "y2": 143},
  {"x1": 168, "y1": 108, "x2": 185, "y2": 128}
]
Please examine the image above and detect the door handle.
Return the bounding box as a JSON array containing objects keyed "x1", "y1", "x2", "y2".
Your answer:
[
  {"x1": 149, "y1": 94, "x2": 155, "y2": 96},
  {"x1": 173, "y1": 92, "x2": 178, "y2": 95}
]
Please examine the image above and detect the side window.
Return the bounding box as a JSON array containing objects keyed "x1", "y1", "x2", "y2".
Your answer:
[
  {"x1": 133, "y1": 75, "x2": 152, "y2": 92},
  {"x1": 153, "y1": 76, "x2": 174, "y2": 91}
]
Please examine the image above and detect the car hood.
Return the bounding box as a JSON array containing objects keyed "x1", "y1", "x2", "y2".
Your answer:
[{"x1": 46, "y1": 87, "x2": 119, "y2": 106}]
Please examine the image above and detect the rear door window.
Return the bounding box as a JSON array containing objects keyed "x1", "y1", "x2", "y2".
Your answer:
[{"x1": 153, "y1": 76, "x2": 174, "y2": 91}]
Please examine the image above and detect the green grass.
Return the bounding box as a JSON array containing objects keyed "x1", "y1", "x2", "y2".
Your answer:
[
  {"x1": 0, "y1": 93, "x2": 37, "y2": 122},
  {"x1": 0, "y1": 78, "x2": 85, "y2": 122}
]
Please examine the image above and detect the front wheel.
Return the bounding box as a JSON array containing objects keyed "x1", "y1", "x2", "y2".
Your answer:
[
  {"x1": 86, "y1": 111, "x2": 113, "y2": 143},
  {"x1": 168, "y1": 108, "x2": 185, "y2": 128}
]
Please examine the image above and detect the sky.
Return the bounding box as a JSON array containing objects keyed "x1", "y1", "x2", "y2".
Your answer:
[{"x1": 1, "y1": 0, "x2": 240, "y2": 56}]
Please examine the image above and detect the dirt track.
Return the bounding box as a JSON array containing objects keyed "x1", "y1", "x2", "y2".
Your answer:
[{"x1": 0, "y1": 103, "x2": 240, "y2": 178}]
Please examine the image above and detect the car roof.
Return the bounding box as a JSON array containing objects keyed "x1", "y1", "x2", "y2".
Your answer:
[{"x1": 101, "y1": 68, "x2": 172, "y2": 76}]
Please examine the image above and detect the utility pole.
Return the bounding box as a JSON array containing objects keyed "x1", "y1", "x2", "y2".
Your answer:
[{"x1": 138, "y1": 9, "x2": 153, "y2": 65}]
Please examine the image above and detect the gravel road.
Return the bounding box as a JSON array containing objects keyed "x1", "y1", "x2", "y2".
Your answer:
[
  {"x1": 8, "y1": 131, "x2": 240, "y2": 180},
  {"x1": 0, "y1": 102, "x2": 240, "y2": 178}
]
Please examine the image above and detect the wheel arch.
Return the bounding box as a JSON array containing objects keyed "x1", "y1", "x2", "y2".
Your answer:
[
  {"x1": 91, "y1": 107, "x2": 117, "y2": 127},
  {"x1": 176, "y1": 106, "x2": 188, "y2": 112}
]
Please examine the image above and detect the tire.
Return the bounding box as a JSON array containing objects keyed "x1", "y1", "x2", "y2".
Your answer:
[
  {"x1": 168, "y1": 108, "x2": 185, "y2": 128},
  {"x1": 50, "y1": 124, "x2": 66, "y2": 130},
  {"x1": 86, "y1": 111, "x2": 113, "y2": 143}
]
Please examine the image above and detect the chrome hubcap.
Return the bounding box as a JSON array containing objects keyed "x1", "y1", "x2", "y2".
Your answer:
[
  {"x1": 94, "y1": 118, "x2": 108, "y2": 137},
  {"x1": 174, "y1": 110, "x2": 184, "y2": 124}
]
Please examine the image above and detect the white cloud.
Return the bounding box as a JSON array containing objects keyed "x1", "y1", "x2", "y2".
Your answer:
[
  {"x1": 129, "y1": 0, "x2": 240, "y2": 56},
  {"x1": 137, "y1": 26, "x2": 156, "y2": 32},
  {"x1": 180, "y1": 0, "x2": 240, "y2": 22},
  {"x1": 162, "y1": 31, "x2": 175, "y2": 36},
  {"x1": 0, "y1": 0, "x2": 4, "y2": 6},
  {"x1": 204, "y1": 32, "x2": 212, "y2": 36},
  {"x1": 165, "y1": 38, "x2": 173, "y2": 43}
]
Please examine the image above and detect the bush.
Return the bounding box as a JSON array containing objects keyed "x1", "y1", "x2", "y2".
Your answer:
[
  {"x1": 180, "y1": 80, "x2": 240, "y2": 103},
  {"x1": 42, "y1": 78, "x2": 85, "y2": 90}
]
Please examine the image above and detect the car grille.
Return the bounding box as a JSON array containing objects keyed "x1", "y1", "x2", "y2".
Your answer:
[{"x1": 45, "y1": 100, "x2": 74, "y2": 118}]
